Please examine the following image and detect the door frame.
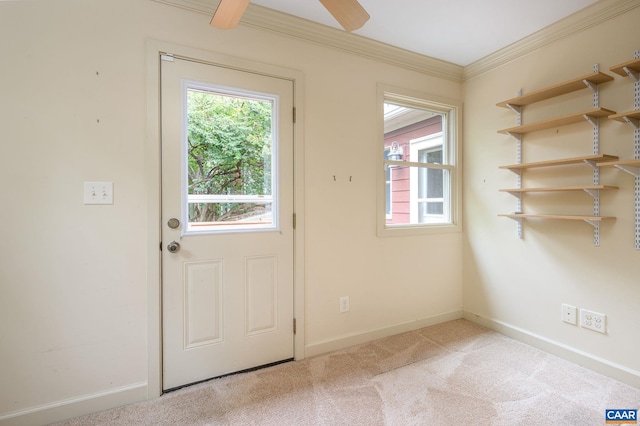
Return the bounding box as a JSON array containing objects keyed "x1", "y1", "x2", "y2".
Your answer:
[{"x1": 145, "y1": 40, "x2": 306, "y2": 398}]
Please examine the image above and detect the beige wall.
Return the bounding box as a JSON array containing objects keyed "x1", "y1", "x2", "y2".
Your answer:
[
  {"x1": 4, "y1": 0, "x2": 639, "y2": 423},
  {"x1": 0, "y1": 0, "x2": 463, "y2": 422},
  {"x1": 463, "y1": 4, "x2": 640, "y2": 382}
]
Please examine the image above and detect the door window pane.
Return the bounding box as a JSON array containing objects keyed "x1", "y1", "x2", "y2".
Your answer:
[{"x1": 185, "y1": 86, "x2": 277, "y2": 233}]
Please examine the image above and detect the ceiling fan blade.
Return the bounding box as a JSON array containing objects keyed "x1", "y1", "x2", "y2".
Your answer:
[
  {"x1": 319, "y1": 0, "x2": 370, "y2": 32},
  {"x1": 210, "y1": 0, "x2": 251, "y2": 29}
]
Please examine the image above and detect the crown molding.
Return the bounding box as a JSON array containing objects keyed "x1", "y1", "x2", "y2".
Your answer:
[
  {"x1": 152, "y1": 0, "x2": 220, "y2": 15},
  {"x1": 243, "y1": 6, "x2": 464, "y2": 82},
  {"x1": 151, "y1": 0, "x2": 464, "y2": 82},
  {"x1": 464, "y1": 0, "x2": 640, "y2": 80},
  {"x1": 152, "y1": 0, "x2": 639, "y2": 83}
]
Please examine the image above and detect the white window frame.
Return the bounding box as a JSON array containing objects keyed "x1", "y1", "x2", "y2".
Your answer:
[
  {"x1": 384, "y1": 146, "x2": 393, "y2": 220},
  {"x1": 377, "y1": 84, "x2": 462, "y2": 237}
]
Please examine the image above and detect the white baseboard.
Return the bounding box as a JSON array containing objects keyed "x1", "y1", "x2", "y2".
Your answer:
[
  {"x1": 304, "y1": 310, "x2": 464, "y2": 357},
  {"x1": 6, "y1": 310, "x2": 638, "y2": 425},
  {"x1": 0, "y1": 382, "x2": 148, "y2": 426},
  {"x1": 463, "y1": 311, "x2": 640, "y2": 389},
  {"x1": 3, "y1": 311, "x2": 463, "y2": 425}
]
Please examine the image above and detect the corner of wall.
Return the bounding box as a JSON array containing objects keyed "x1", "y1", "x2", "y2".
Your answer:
[{"x1": 463, "y1": 312, "x2": 640, "y2": 389}]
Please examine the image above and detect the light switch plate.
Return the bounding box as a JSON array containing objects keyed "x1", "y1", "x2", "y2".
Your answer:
[
  {"x1": 339, "y1": 296, "x2": 349, "y2": 313},
  {"x1": 84, "y1": 181, "x2": 113, "y2": 205}
]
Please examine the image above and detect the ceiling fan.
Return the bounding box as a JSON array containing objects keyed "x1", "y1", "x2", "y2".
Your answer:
[{"x1": 210, "y1": 0, "x2": 370, "y2": 32}]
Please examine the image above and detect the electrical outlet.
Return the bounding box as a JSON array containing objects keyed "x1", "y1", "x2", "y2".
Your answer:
[
  {"x1": 561, "y1": 304, "x2": 577, "y2": 325},
  {"x1": 339, "y1": 296, "x2": 349, "y2": 313},
  {"x1": 580, "y1": 309, "x2": 606, "y2": 334},
  {"x1": 84, "y1": 181, "x2": 113, "y2": 205}
]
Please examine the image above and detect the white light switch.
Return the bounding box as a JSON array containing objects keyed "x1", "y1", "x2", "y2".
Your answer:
[{"x1": 84, "y1": 181, "x2": 113, "y2": 205}]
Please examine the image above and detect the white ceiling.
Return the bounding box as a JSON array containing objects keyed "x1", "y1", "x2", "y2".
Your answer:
[{"x1": 250, "y1": 0, "x2": 599, "y2": 66}]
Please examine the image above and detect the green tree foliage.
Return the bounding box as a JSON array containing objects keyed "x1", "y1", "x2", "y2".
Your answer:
[{"x1": 187, "y1": 89, "x2": 272, "y2": 222}]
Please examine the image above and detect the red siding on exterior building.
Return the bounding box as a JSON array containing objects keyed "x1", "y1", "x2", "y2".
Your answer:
[{"x1": 384, "y1": 116, "x2": 442, "y2": 225}]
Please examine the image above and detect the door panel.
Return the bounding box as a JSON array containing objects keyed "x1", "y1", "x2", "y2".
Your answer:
[
  {"x1": 184, "y1": 260, "x2": 223, "y2": 349},
  {"x1": 245, "y1": 255, "x2": 278, "y2": 335},
  {"x1": 161, "y1": 56, "x2": 294, "y2": 391}
]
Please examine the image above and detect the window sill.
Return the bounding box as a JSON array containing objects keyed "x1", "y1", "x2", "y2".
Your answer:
[{"x1": 377, "y1": 222, "x2": 462, "y2": 237}]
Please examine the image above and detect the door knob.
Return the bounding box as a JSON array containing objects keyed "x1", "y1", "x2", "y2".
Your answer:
[{"x1": 167, "y1": 241, "x2": 181, "y2": 253}]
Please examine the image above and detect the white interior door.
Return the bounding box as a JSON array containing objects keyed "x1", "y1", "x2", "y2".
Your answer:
[{"x1": 161, "y1": 55, "x2": 295, "y2": 391}]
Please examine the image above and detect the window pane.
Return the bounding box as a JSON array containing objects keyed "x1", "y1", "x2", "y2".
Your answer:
[
  {"x1": 379, "y1": 89, "x2": 459, "y2": 235},
  {"x1": 383, "y1": 102, "x2": 443, "y2": 164},
  {"x1": 185, "y1": 87, "x2": 275, "y2": 232},
  {"x1": 188, "y1": 202, "x2": 273, "y2": 229},
  {"x1": 383, "y1": 101, "x2": 450, "y2": 227},
  {"x1": 421, "y1": 148, "x2": 442, "y2": 164},
  {"x1": 385, "y1": 165, "x2": 449, "y2": 225}
]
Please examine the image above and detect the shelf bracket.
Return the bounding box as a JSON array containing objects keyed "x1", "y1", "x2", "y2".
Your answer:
[
  {"x1": 505, "y1": 214, "x2": 524, "y2": 239},
  {"x1": 585, "y1": 220, "x2": 601, "y2": 247},
  {"x1": 623, "y1": 66, "x2": 640, "y2": 82},
  {"x1": 622, "y1": 116, "x2": 640, "y2": 129},
  {"x1": 614, "y1": 164, "x2": 640, "y2": 177},
  {"x1": 583, "y1": 188, "x2": 600, "y2": 198},
  {"x1": 583, "y1": 159, "x2": 598, "y2": 170},
  {"x1": 583, "y1": 114, "x2": 599, "y2": 127},
  {"x1": 506, "y1": 103, "x2": 522, "y2": 114},
  {"x1": 583, "y1": 79, "x2": 598, "y2": 93},
  {"x1": 506, "y1": 131, "x2": 522, "y2": 141}
]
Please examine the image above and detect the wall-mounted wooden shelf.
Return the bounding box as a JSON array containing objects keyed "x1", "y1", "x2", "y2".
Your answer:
[
  {"x1": 499, "y1": 154, "x2": 618, "y2": 171},
  {"x1": 498, "y1": 108, "x2": 615, "y2": 135},
  {"x1": 498, "y1": 213, "x2": 615, "y2": 223},
  {"x1": 610, "y1": 58, "x2": 640, "y2": 78},
  {"x1": 597, "y1": 159, "x2": 640, "y2": 177},
  {"x1": 500, "y1": 185, "x2": 617, "y2": 194},
  {"x1": 608, "y1": 53, "x2": 640, "y2": 249},
  {"x1": 496, "y1": 71, "x2": 614, "y2": 108},
  {"x1": 497, "y1": 66, "x2": 615, "y2": 245}
]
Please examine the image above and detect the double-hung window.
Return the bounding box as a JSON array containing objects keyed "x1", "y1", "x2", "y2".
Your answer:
[{"x1": 378, "y1": 86, "x2": 461, "y2": 236}]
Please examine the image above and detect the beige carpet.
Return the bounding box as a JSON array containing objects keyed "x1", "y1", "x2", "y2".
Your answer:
[{"x1": 52, "y1": 319, "x2": 640, "y2": 425}]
